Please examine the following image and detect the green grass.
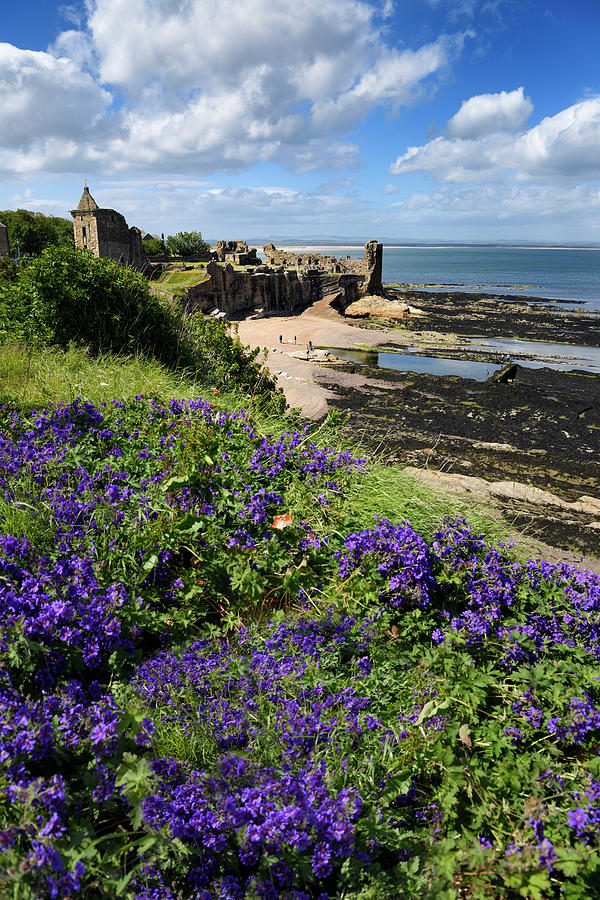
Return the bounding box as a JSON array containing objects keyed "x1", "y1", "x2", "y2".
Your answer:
[
  {"x1": 339, "y1": 464, "x2": 509, "y2": 545},
  {"x1": 154, "y1": 268, "x2": 211, "y2": 292},
  {"x1": 0, "y1": 342, "x2": 208, "y2": 408}
]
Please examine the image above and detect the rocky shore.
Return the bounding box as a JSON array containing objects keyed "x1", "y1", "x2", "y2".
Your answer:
[
  {"x1": 234, "y1": 288, "x2": 600, "y2": 569},
  {"x1": 385, "y1": 286, "x2": 600, "y2": 344}
]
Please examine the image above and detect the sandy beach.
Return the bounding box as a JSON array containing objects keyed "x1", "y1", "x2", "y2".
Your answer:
[{"x1": 233, "y1": 295, "x2": 397, "y2": 418}]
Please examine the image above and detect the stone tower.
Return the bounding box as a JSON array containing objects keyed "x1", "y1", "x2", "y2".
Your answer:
[{"x1": 71, "y1": 186, "x2": 143, "y2": 266}]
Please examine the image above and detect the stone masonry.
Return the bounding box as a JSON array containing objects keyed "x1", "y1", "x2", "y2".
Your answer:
[
  {"x1": 180, "y1": 241, "x2": 383, "y2": 318},
  {"x1": 214, "y1": 240, "x2": 260, "y2": 266},
  {"x1": 0, "y1": 222, "x2": 8, "y2": 257},
  {"x1": 263, "y1": 240, "x2": 383, "y2": 296},
  {"x1": 71, "y1": 186, "x2": 143, "y2": 266}
]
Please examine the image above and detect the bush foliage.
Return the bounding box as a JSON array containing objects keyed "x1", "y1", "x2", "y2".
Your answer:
[
  {"x1": 165, "y1": 231, "x2": 211, "y2": 258},
  {"x1": 142, "y1": 237, "x2": 165, "y2": 257},
  {"x1": 0, "y1": 245, "x2": 278, "y2": 401}
]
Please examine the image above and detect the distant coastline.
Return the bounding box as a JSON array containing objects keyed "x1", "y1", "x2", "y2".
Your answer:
[{"x1": 274, "y1": 243, "x2": 600, "y2": 252}]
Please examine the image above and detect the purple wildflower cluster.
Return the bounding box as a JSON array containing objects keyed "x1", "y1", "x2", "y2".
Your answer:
[
  {"x1": 2, "y1": 393, "x2": 600, "y2": 896},
  {"x1": 335, "y1": 517, "x2": 435, "y2": 609},
  {"x1": 130, "y1": 612, "x2": 426, "y2": 897},
  {"x1": 0, "y1": 396, "x2": 372, "y2": 896}
]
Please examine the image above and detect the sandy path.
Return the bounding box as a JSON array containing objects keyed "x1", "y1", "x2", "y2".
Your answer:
[{"x1": 233, "y1": 297, "x2": 397, "y2": 418}]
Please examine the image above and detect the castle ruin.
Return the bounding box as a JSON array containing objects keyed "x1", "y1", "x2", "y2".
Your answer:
[
  {"x1": 180, "y1": 240, "x2": 383, "y2": 317},
  {"x1": 263, "y1": 240, "x2": 383, "y2": 296},
  {"x1": 214, "y1": 240, "x2": 260, "y2": 266},
  {"x1": 71, "y1": 186, "x2": 143, "y2": 266},
  {"x1": 0, "y1": 222, "x2": 8, "y2": 258}
]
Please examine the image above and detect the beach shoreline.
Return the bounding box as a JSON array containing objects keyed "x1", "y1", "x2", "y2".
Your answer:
[{"x1": 233, "y1": 289, "x2": 600, "y2": 568}]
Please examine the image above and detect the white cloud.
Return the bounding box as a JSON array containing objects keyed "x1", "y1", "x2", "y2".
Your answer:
[
  {"x1": 0, "y1": 43, "x2": 110, "y2": 151},
  {"x1": 514, "y1": 99, "x2": 600, "y2": 179},
  {"x1": 310, "y1": 35, "x2": 466, "y2": 132},
  {"x1": 390, "y1": 96, "x2": 600, "y2": 183},
  {"x1": 77, "y1": 180, "x2": 377, "y2": 236},
  {"x1": 446, "y1": 86, "x2": 532, "y2": 138},
  {"x1": 1, "y1": 0, "x2": 464, "y2": 178},
  {"x1": 387, "y1": 182, "x2": 600, "y2": 239}
]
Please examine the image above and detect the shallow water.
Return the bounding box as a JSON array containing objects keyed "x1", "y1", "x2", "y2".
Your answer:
[
  {"x1": 326, "y1": 347, "x2": 500, "y2": 381},
  {"x1": 325, "y1": 340, "x2": 600, "y2": 380},
  {"x1": 467, "y1": 338, "x2": 600, "y2": 373}
]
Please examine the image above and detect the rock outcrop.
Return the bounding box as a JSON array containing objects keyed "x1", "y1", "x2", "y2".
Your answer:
[{"x1": 344, "y1": 295, "x2": 425, "y2": 320}]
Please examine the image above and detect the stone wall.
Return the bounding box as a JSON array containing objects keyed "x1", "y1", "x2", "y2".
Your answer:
[
  {"x1": 214, "y1": 240, "x2": 260, "y2": 266},
  {"x1": 0, "y1": 223, "x2": 8, "y2": 257},
  {"x1": 263, "y1": 245, "x2": 340, "y2": 270},
  {"x1": 263, "y1": 240, "x2": 383, "y2": 296},
  {"x1": 181, "y1": 261, "x2": 316, "y2": 316},
  {"x1": 180, "y1": 255, "x2": 377, "y2": 319}
]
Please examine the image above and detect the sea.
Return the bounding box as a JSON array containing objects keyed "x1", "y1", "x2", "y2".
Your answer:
[{"x1": 279, "y1": 244, "x2": 600, "y2": 312}]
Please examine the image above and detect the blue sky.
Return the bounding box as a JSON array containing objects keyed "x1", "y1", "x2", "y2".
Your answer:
[{"x1": 1, "y1": 0, "x2": 600, "y2": 242}]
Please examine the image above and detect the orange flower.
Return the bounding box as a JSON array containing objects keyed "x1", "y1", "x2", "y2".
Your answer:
[{"x1": 272, "y1": 513, "x2": 294, "y2": 530}]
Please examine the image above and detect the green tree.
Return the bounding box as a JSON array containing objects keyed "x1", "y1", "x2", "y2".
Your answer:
[
  {"x1": 0, "y1": 209, "x2": 73, "y2": 256},
  {"x1": 165, "y1": 231, "x2": 211, "y2": 257},
  {"x1": 142, "y1": 236, "x2": 165, "y2": 256}
]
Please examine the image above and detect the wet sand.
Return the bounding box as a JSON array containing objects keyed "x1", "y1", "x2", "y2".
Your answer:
[{"x1": 233, "y1": 295, "x2": 396, "y2": 418}]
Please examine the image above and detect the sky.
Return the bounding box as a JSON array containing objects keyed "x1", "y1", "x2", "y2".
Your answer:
[{"x1": 1, "y1": 0, "x2": 600, "y2": 242}]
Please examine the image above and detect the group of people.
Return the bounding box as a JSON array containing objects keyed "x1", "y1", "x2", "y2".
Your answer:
[{"x1": 277, "y1": 334, "x2": 313, "y2": 357}]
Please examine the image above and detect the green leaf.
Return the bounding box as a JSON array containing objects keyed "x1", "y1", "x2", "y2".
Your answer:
[
  {"x1": 142, "y1": 554, "x2": 159, "y2": 572},
  {"x1": 173, "y1": 513, "x2": 204, "y2": 535},
  {"x1": 416, "y1": 698, "x2": 450, "y2": 726},
  {"x1": 160, "y1": 474, "x2": 193, "y2": 492}
]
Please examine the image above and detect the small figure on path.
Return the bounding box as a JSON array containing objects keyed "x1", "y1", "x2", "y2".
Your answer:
[
  {"x1": 278, "y1": 334, "x2": 282, "y2": 343},
  {"x1": 308, "y1": 340, "x2": 313, "y2": 351}
]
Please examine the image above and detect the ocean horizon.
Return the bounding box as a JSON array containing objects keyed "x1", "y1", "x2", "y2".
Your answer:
[{"x1": 260, "y1": 244, "x2": 600, "y2": 311}]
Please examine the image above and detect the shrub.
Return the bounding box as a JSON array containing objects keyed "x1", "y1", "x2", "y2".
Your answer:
[
  {"x1": 0, "y1": 245, "x2": 279, "y2": 401},
  {"x1": 142, "y1": 237, "x2": 165, "y2": 256}
]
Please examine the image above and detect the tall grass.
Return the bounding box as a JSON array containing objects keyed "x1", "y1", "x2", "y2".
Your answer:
[
  {"x1": 0, "y1": 342, "x2": 204, "y2": 408},
  {"x1": 340, "y1": 464, "x2": 510, "y2": 545}
]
